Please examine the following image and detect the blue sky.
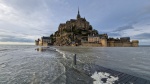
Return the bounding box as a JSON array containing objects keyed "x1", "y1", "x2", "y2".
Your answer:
[{"x1": 0, "y1": 0, "x2": 150, "y2": 45}]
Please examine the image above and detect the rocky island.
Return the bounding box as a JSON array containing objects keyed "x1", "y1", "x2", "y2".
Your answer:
[{"x1": 35, "y1": 9, "x2": 139, "y2": 47}]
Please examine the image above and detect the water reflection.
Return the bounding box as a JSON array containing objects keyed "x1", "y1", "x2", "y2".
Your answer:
[{"x1": 35, "y1": 47, "x2": 49, "y2": 52}]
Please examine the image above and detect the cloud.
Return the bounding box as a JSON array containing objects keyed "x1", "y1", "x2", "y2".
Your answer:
[
  {"x1": 131, "y1": 33, "x2": 150, "y2": 45},
  {"x1": 107, "y1": 32, "x2": 121, "y2": 37},
  {"x1": 105, "y1": 23, "x2": 135, "y2": 38},
  {"x1": 0, "y1": 35, "x2": 33, "y2": 42},
  {"x1": 0, "y1": 1, "x2": 54, "y2": 29},
  {"x1": 114, "y1": 25, "x2": 134, "y2": 32},
  {"x1": 132, "y1": 33, "x2": 150, "y2": 39},
  {"x1": 0, "y1": 29, "x2": 39, "y2": 42},
  {"x1": 0, "y1": 0, "x2": 59, "y2": 43}
]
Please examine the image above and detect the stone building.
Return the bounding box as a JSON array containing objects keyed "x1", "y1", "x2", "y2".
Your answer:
[
  {"x1": 88, "y1": 35, "x2": 100, "y2": 43},
  {"x1": 35, "y1": 36, "x2": 51, "y2": 46}
]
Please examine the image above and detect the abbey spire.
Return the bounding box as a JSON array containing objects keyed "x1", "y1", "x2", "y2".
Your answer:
[{"x1": 77, "y1": 7, "x2": 81, "y2": 19}]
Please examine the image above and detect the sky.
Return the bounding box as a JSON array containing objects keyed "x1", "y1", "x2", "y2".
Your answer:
[{"x1": 0, "y1": 0, "x2": 150, "y2": 45}]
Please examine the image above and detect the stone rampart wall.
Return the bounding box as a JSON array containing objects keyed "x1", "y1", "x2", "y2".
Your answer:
[
  {"x1": 107, "y1": 41, "x2": 133, "y2": 47},
  {"x1": 81, "y1": 43, "x2": 101, "y2": 47}
]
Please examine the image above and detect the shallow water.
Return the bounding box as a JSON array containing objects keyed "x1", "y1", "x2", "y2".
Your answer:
[
  {"x1": 0, "y1": 45, "x2": 66, "y2": 84},
  {"x1": 0, "y1": 45, "x2": 150, "y2": 84},
  {"x1": 56, "y1": 46, "x2": 150, "y2": 81}
]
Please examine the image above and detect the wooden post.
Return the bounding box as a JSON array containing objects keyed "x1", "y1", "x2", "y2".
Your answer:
[{"x1": 74, "y1": 54, "x2": 76, "y2": 65}]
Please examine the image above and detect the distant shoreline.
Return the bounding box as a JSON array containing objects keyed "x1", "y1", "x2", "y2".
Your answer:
[{"x1": 139, "y1": 45, "x2": 150, "y2": 47}]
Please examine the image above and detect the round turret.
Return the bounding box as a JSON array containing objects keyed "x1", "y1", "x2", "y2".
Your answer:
[{"x1": 132, "y1": 40, "x2": 139, "y2": 47}]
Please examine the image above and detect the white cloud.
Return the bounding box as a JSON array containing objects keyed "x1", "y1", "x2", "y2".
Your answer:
[{"x1": 0, "y1": 1, "x2": 51, "y2": 29}]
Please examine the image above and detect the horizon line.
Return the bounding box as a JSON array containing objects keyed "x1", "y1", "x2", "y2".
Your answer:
[{"x1": 0, "y1": 42, "x2": 34, "y2": 45}]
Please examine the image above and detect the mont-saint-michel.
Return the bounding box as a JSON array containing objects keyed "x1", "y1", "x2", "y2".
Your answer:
[{"x1": 35, "y1": 9, "x2": 139, "y2": 47}]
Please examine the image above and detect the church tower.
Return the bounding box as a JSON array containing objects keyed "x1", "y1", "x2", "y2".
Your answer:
[{"x1": 77, "y1": 8, "x2": 81, "y2": 19}]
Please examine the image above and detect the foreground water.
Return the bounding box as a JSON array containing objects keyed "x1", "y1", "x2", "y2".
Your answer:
[{"x1": 0, "y1": 45, "x2": 150, "y2": 83}]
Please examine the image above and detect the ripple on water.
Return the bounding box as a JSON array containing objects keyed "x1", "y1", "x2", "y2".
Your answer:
[{"x1": 0, "y1": 63, "x2": 7, "y2": 68}]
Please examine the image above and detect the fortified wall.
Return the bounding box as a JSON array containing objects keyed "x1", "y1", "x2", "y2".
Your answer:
[
  {"x1": 84, "y1": 37, "x2": 139, "y2": 47},
  {"x1": 107, "y1": 40, "x2": 139, "y2": 47}
]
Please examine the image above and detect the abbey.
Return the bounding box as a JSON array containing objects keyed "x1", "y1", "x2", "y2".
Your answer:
[{"x1": 35, "y1": 9, "x2": 139, "y2": 47}]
